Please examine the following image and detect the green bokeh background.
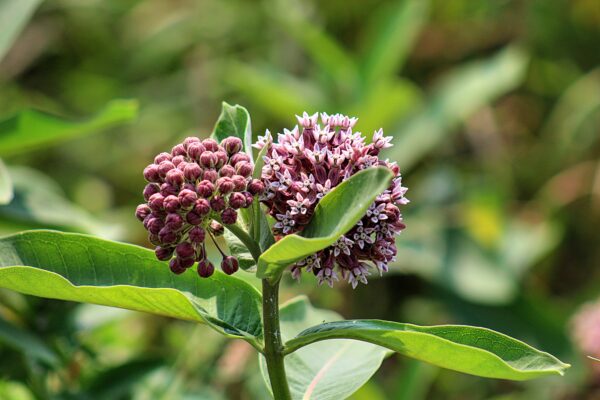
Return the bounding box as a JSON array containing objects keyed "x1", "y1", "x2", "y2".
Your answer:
[{"x1": 0, "y1": 0, "x2": 599, "y2": 398}]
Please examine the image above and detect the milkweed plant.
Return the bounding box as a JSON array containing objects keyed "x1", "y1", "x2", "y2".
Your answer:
[{"x1": 0, "y1": 103, "x2": 569, "y2": 399}]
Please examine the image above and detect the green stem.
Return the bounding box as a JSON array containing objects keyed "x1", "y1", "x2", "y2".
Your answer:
[
  {"x1": 225, "y1": 222, "x2": 262, "y2": 261},
  {"x1": 262, "y1": 278, "x2": 292, "y2": 400}
]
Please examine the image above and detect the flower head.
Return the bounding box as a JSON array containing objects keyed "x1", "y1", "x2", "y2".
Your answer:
[
  {"x1": 136, "y1": 136, "x2": 263, "y2": 277},
  {"x1": 259, "y1": 112, "x2": 408, "y2": 288}
]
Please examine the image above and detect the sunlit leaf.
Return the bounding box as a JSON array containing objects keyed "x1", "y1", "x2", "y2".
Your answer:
[
  {"x1": 260, "y1": 296, "x2": 388, "y2": 400},
  {"x1": 0, "y1": 99, "x2": 138, "y2": 156},
  {"x1": 211, "y1": 102, "x2": 253, "y2": 158},
  {"x1": 0, "y1": 0, "x2": 43, "y2": 61},
  {"x1": 256, "y1": 167, "x2": 393, "y2": 282},
  {"x1": 0, "y1": 230, "x2": 263, "y2": 344},
  {"x1": 285, "y1": 320, "x2": 569, "y2": 381}
]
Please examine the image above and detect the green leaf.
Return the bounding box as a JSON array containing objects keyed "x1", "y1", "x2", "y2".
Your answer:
[
  {"x1": 260, "y1": 297, "x2": 388, "y2": 400},
  {"x1": 0, "y1": 99, "x2": 138, "y2": 157},
  {"x1": 0, "y1": 166, "x2": 120, "y2": 238},
  {"x1": 211, "y1": 102, "x2": 253, "y2": 158},
  {"x1": 256, "y1": 167, "x2": 394, "y2": 282},
  {"x1": 0, "y1": 315, "x2": 58, "y2": 365},
  {"x1": 0, "y1": 0, "x2": 43, "y2": 61},
  {"x1": 224, "y1": 229, "x2": 256, "y2": 271},
  {"x1": 0, "y1": 158, "x2": 13, "y2": 205},
  {"x1": 285, "y1": 320, "x2": 570, "y2": 381},
  {"x1": 360, "y1": 0, "x2": 429, "y2": 85},
  {"x1": 384, "y1": 46, "x2": 528, "y2": 170},
  {"x1": 0, "y1": 230, "x2": 263, "y2": 344}
]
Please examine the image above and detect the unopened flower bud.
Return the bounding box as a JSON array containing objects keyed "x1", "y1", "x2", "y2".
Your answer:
[
  {"x1": 184, "y1": 163, "x2": 202, "y2": 181},
  {"x1": 158, "y1": 226, "x2": 178, "y2": 244},
  {"x1": 186, "y1": 211, "x2": 203, "y2": 225},
  {"x1": 236, "y1": 162, "x2": 253, "y2": 178},
  {"x1": 178, "y1": 256, "x2": 195, "y2": 269},
  {"x1": 165, "y1": 213, "x2": 184, "y2": 230},
  {"x1": 209, "y1": 221, "x2": 224, "y2": 236},
  {"x1": 200, "y1": 152, "x2": 217, "y2": 168},
  {"x1": 216, "y1": 177, "x2": 235, "y2": 194},
  {"x1": 194, "y1": 198, "x2": 211, "y2": 216},
  {"x1": 231, "y1": 175, "x2": 247, "y2": 191},
  {"x1": 178, "y1": 189, "x2": 197, "y2": 209},
  {"x1": 229, "y1": 153, "x2": 250, "y2": 166},
  {"x1": 197, "y1": 259, "x2": 215, "y2": 277},
  {"x1": 222, "y1": 137, "x2": 243, "y2": 155},
  {"x1": 221, "y1": 256, "x2": 239, "y2": 275},
  {"x1": 171, "y1": 155, "x2": 186, "y2": 167},
  {"x1": 243, "y1": 191, "x2": 254, "y2": 207},
  {"x1": 135, "y1": 204, "x2": 151, "y2": 221},
  {"x1": 210, "y1": 195, "x2": 226, "y2": 212},
  {"x1": 143, "y1": 183, "x2": 160, "y2": 200},
  {"x1": 160, "y1": 182, "x2": 178, "y2": 196},
  {"x1": 169, "y1": 258, "x2": 186, "y2": 274},
  {"x1": 148, "y1": 234, "x2": 161, "y2": 246},
  {"x1": 163, "y1": 195, "x2": 180, "y2": 212},
  {"x1": 183, "y1": 136, "x2": 200, "y2": 149},
  {"x1": 248, "y1": 179, "x2": 265, "y2": 195},
  {"x1": 176, "y1": 161, "x2": 189, "y2": 172},
  {"x1": 176, "y1": 241, "x2": 195, "y2": 259},
  {"x1": 158, "y1": 161, "x2": 176, "y2": 178},
  {"x1": 146, "y1": 217, "x2": 164, "y2": 235},
  {"x1": 171, "y1": 143, "x2": 187, "y2": 157},
  {"x1": 188, "y1": 226, "x2": 206, "y2": 243},
  {"x1": 202, "y1": 138, "x2": 219, "y2": 152},
  {"x1": 229, "y1": 192, "x2": 247, "y2": 209},
  {"x1": 215, "y1": 151, "x2": 228, "y2": 169},
  {"x1": 203, "y1": 169, "x2": 218, "y2": 183},
  {"x1": 166, "y1": 168, "x2": 185, "y2": 186},
  {"x1": 148, "y1": 193, "x2": 165, "y2": 211},
  {"x1": 187, "y1": 143, "x2": 206, "y2": 160},
  {"x1": 154, "y1": 152, "x2": 172, "y2": 164},
  {"x1": 155, "y1": 246, "x2": 174, "y2": 261},
  {"x1": 221, "y1": 208, "x2": 237, "y2": 225},
  {"x1": 196, "y1": 180, "x2": 215, "y2": 197},
  {"x1": 219, "y1": 164, "x2": 236, "y2": 177},
  {"x1": 143, "y1": 164, "x2": 160, "y2": 182}
]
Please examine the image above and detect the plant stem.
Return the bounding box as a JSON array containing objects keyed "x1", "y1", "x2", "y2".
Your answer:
[
  {"x1": 225, "y1": 222, "x2": 262, "y2": 261},
  {"x1": 262, "y1": 278, "x2": 292, "y2": 400}
]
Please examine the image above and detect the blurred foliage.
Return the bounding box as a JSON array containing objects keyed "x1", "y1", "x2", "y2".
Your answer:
[{"x1": 0, "y1": 0, "x2": 599, "y2": 398}]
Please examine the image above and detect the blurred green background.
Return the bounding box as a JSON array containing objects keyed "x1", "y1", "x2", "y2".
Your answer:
[{"x1": 0, "y1": 0, "x2": 599, "y2": 398}]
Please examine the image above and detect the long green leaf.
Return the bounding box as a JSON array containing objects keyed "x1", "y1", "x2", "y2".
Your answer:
[
  {"x1": 0, "y1": 0, "x2": 43, "y2": 61},
  {"x1": 285, "y1": 320, "x2": 569, "y2": 381},
  {"x1": 0, "y1": 99, "x2": 138, "y2": 156},
  {"x1": 256, "y1": 167, "x2": 394, "y2": 282},
  {"x1": 0, "y1": 230, "x2": 263, "y2": 344},
  {"x1": 384, "y1": 46, "x2": 527, "y2": 170},
  {"x1": 260, "y1": 297, "x2": 387, "y2": 400},
  {"x1": 361, "y1": 0, "x2": 429, "y2": 85},
  {"x1": 0, "y1": 159, "x2": 13, "y2": 205},
  {"x1": 211, "y1": 102, "x2": 253, "y2": 159}
]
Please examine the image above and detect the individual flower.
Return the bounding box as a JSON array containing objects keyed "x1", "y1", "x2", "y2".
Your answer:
[
  {"x1": 136, "y1": 136, "x2": 263, "y2": 277},
  {"x1": 571, "y1": 299, "x2": 600, "y2": 377},
  {"x1": 257, "y1": 112, "x2": 409, "y2": 288}
]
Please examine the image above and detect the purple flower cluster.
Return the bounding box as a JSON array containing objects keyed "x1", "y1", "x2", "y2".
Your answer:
[
  {"x1": 256, "y1": 112, "x2": 409, "y2": 288},
  {"x1": 136, "y1": 136, "x2": 264, "y2": 277},
  {"x1": 571, "y1": 299, "x2": 600, "y2": 376}
]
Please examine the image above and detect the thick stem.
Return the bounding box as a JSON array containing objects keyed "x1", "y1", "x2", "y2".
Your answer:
[
  {"x1": 262, "y1": 278, "x2": 292, "y2": 400},
  {"x1": 225, "y1": 222, "x2": 262, "y2": 261}
]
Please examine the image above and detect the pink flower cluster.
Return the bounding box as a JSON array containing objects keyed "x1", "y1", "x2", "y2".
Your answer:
[
  {"x1": 571, "y1": 299, "x2": 600, "y2": 376},
  {"x1": 136, "y1": 136, "x2": 264, "y2": 277},
  {"x1": 256, "y1": 112, "x2": 408, "y2": 288}
]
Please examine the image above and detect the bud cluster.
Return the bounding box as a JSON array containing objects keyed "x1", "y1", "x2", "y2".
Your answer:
[
  {"x1": 256, "y1": 112, "x2": 409, "y2": 288},
  {"x1": 136, "y1": 136, "x2": 264, "y2": 277}
]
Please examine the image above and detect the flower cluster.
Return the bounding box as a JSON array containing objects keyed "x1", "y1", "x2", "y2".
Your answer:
[
  {"x1": 257, "y1": 112, "x2": 408, "y2": 288},
  {"x1": 136, "y1": 136, "x2": 264, "y2": 277},
  {"x1": 571, "y1": 299, "x2": 600, "y2": 376}
]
